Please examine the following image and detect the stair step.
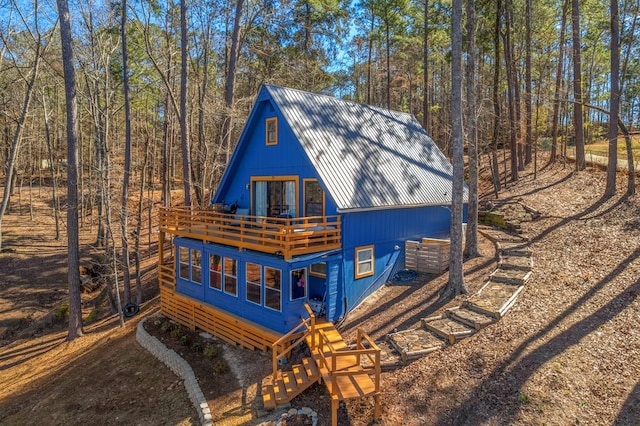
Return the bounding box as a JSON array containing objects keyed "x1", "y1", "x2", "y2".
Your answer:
[
  {"x1": 490, "y1": 269, "x2": 532, "y2": 285},
  {"x1": 499, "y1": 255, "x2": 533, "y2": 271},
  {"x1": 301, "y1": 357, "x2": 319, "y2": 381},
  {"x1": 421, "y1": 316, "x2": 476, "y2": 345},
  {"x1": 498, "y1": 242, "x2": 531, "y2": 257},
  {"x1": 446, "y1": 307, "x2": 496, "y2": 330},
  {"x1": 282, "y1": 371, "x2": 298, "y2": 395},
  {"x1": 273, "y1": 379, "x2": 287, "y2": 402},
  {"x1": 292, "y1": 363, "x2": 309, "y2": 387},
  {"x1": 262, "y1": 384, "x2": 277, "y2": 410},
  {"x1": 464, "y1": 281, "x2": 525, "y2": 319}
]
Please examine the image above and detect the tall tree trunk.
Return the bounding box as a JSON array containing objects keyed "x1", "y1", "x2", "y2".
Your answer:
[
  {"x1": 491, "y1": 0, "x2": 502, "y2": 196},
  {"x1": 503, "y1": 0, "x2": 518, "y2": 181},
  {"x1": 42, "y1": 92, "x2": 60, "y2": 241},
  {"x1": 465, "y1": 0, "x2": 479, "y2": 258},
  {"x1": 180, "y1": 0, "x2": 192, "y2": 206},
  {"x1": 524, "y1": 0, "x2": 533, "y2": 165},
  {"x1": 221, "y1": 0, "x2": 244, "y2": 167},
  {"x1": 120, "y1": 0, "x2": 132, "y2": 304},
  {"x1": 135, "y1": 136, "x2": 151, "y2": 304},
  {"x1": 56, "y1": 0, "x2": 84, "y2": 340},
  {"x1": 422, "y1": 0, "x2": 429, "y2": 131},
  {"x1": 550, "y1": 0, "x2": 569, "y2": 163},
  {"x1": 605, "y1": 0, "x2": 620, "y2": 196},
  {"x1": 572, "y1": 0, "x2": 586, "y2": 170},
  {"x1": 385, "y1": 16, "x2": 391, "y2": 109},
  {"x1": 443, "y1": 0, "x2": 467, "y2": 299}
]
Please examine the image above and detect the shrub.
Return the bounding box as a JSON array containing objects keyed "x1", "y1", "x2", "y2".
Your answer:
[
  {"x1": 180, "y1": 334, "x2": 192, "y2": 346},
  {"x1": 203, "y1": 345, "x2": 219, "y2": 359},
  {"x1": 212, "y1": 360, "x2": 229, "y2": 374},
  {"x1": 160, "y1": 321, "x2": 172, "y2": 333}
]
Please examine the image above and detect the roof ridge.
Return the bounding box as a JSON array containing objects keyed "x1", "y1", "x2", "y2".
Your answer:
[{"x1": 263, "y1": 84, "x2": 414, "y2": 119}]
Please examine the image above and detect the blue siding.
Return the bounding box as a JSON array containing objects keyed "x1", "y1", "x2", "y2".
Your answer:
[
  {"x1": 214, "y1": 99, "x2": 338, "y2": 215},
  {"x1": 339, "y1": 205, "x2": 461, "y2": 313},
  {"x1": 174, "y1": 238, "x2": 343, "y2": 333}
]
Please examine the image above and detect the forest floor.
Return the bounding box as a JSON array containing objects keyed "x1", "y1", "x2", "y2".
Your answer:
[{"x1": 0, "y1": 155, "x2": 639, "y2": 425}]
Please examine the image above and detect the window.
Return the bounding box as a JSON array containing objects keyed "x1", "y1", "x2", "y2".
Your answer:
[
  {"x1": 246, "y1": 262, "x2": 262, "y2": 305},
  {"x1": 223, "y1": 257, "x2": 237, "y2": 296},
  {"x1": 304, "y1": 179, "x2": 324, "y2": 217},
  {"x1": 178, "y1": 246, "x2": 202, "y2": 284},
  {"x1": 252, "y1": 177, "x2": 297, "y2": 217},
  {"x1": 179, "y1": 247, "x2": 189, "y2": 280},
  {"x1": 310, "y1": 262, "x2": 326, "y2": 278},
  {"x1": 266, "y1": 117, "x2": 278, "y2": 145},
  {"x1": 265, "y1": 267, "x2": 282, "y2": 311},
  {"x1": 191, "y1": 249, "x2": 202, "y2": 284},
  {"x1": 291, "y1": 268, "x2": 307, "y2": 300},
  {"x1": 355, "y1": 246, "x2": 374, "y2": 279},
  {"x1": 209, "y1": 254, "x2": 222, "y2": 290}
]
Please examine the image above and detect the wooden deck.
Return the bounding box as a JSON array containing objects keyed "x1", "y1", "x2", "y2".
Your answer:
[
  {"x1": 159, "y1": 206, "x2": 341, "y2": 259},
  {"x1": 265, "y1": 305, "x2": 381, "y2": 425}
]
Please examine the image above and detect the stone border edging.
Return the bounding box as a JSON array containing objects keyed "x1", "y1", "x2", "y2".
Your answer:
[{"x1": 136, "y1": 317, "x2": 213, "y2": 426}]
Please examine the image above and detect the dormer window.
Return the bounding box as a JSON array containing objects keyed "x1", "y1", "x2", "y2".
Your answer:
[{"x1": 266, "y1": 117, "x2": 278, "y2": 145}]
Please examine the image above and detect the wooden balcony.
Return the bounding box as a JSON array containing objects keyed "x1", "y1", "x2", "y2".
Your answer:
[{"x1": 159, "y1": 206, "x2": 341, "y2": 260}]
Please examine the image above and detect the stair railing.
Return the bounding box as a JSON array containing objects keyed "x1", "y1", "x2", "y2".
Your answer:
[
  {"x1": 270, "y1": 302, "x2": 316, "y2": 385},
  {"x1": 315, "y1": 328, "x2": 381, "y2": 395}
]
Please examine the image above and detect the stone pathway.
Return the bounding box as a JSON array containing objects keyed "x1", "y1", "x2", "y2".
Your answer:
[{"x1": 385, "y1": 225, "x2": 533, "y2": 363}]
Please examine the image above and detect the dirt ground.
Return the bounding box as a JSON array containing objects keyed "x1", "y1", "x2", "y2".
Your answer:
[{"x1": 1, "y1": 156, "x2": 639, "y2": 425}]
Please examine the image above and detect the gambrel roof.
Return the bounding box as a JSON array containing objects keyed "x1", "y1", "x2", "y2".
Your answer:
[{"x1": 263, "y1": 84, "x2": 466, "y2": 211}]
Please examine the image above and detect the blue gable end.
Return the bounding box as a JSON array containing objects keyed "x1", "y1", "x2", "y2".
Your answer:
[{"x1": 213, "y1": 88, "x2": 338, "y2": 215}]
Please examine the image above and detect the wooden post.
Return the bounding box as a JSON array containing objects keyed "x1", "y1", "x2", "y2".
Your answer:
[{"x1": 331, "y1": 395, "x2": 339, "y2": 426}]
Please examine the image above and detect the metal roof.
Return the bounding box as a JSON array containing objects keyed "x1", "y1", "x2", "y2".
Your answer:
[{"x1": 265, "y1": 84, "x2": 467, "y2": 212}]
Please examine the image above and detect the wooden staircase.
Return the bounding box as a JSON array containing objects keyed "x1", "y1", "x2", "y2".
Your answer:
[{"x1": 262, "y1": 304, "x2": 381, "y2": 425}]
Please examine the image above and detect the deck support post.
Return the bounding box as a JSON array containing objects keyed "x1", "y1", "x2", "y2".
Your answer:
[{"x1": 331, "y1": 395, "x2": 339, "y2": 426}]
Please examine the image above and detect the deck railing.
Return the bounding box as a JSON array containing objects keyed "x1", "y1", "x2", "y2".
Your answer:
[
  {"x1": 159, "y1": 207, "x2": 341, "y2": 259},
  {"x1": 270, "y1": 303, "x2": 316, "y2": 385}
]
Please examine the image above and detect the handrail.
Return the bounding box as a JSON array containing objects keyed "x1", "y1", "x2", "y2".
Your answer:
[
  {"x1": 159, "y1": 206, "x2": 341, "y2": 259},
  {"x1": 271, "y1": 302, "x2": 316, "y2": 385}
]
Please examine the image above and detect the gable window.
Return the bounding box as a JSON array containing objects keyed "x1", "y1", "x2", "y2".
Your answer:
[
  {"x1": 224, "y1": 257, "x2": 237, "y2": 296},
  {"x1": 209, "y1": 254, "x2": 222, "y2": 290},
  {"x1": 355, "y1": 245, "x2": 374, "y2": 279},
  {"x1": 291, "y1": 268, "x2": 307, "y2": 300},
  {"x1": 266, "y1": 117, "x2": 278, "y2": 145},
  {"x1": 246, "y1": 262, "x2": 262, "y2": 305},
  {"x1": 265, "y1": 267, "x2": 282, "y2": 311}
]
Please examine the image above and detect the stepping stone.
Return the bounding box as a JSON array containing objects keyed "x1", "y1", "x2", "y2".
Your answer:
[
  {"x1": 446, "y1": 306, "x2": 496, "y2": 330},
  {"x1": 387, "y1": 328, "x2": 446, "y2": 362},
  {"x1": 490, "y1": 269, "x2": 532, "y2": 286},
  {"x1": 499, "y1": 255, "x2": 533, "y2": 271},
  {"x1": 422, "y1": 316, "x2": 476, "y2": 345},
  {"x1": 464, "y1": 281, "x2": 525, "y2": 319}
]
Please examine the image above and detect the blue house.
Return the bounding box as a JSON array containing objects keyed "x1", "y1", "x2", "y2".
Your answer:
[{"x1": 159, "y1": 85, "x2": 466, "y2": 348}]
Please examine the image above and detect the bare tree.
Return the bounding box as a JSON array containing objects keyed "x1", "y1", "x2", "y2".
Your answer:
[
  {"x1": 550, "y1": 0, "x2": 569, "y2": 163},
  {"x1": 180, "y1": 0, "x2": 192, "y2": 207},
  {"x1": 571, "y1": 0, "x2": 586, "y2": 170},
  {"x1": 524, "y1": 0, "x2": 533, "y2": 165},
  {"x1": 442, "y1": 0, "x2": 467, "y2": 299},
  {"x1": 605, "y1": 0, "x2": 620, "y2": 196},
  {"x1": 221, "y1": 0, "x2": 245, "y2": 166},
  {"x1": 0, "y1": 1, "x2": 54, "y2": 250},
  {"x1": 56, "y1": 0, "x2": 84, "y2": 340},
  {"x1": 464, "y1": 0, "x2": 479, "y2": 258},
  {"x1": 120, "y1": 0, "x2": 132, "y2": 304}
]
